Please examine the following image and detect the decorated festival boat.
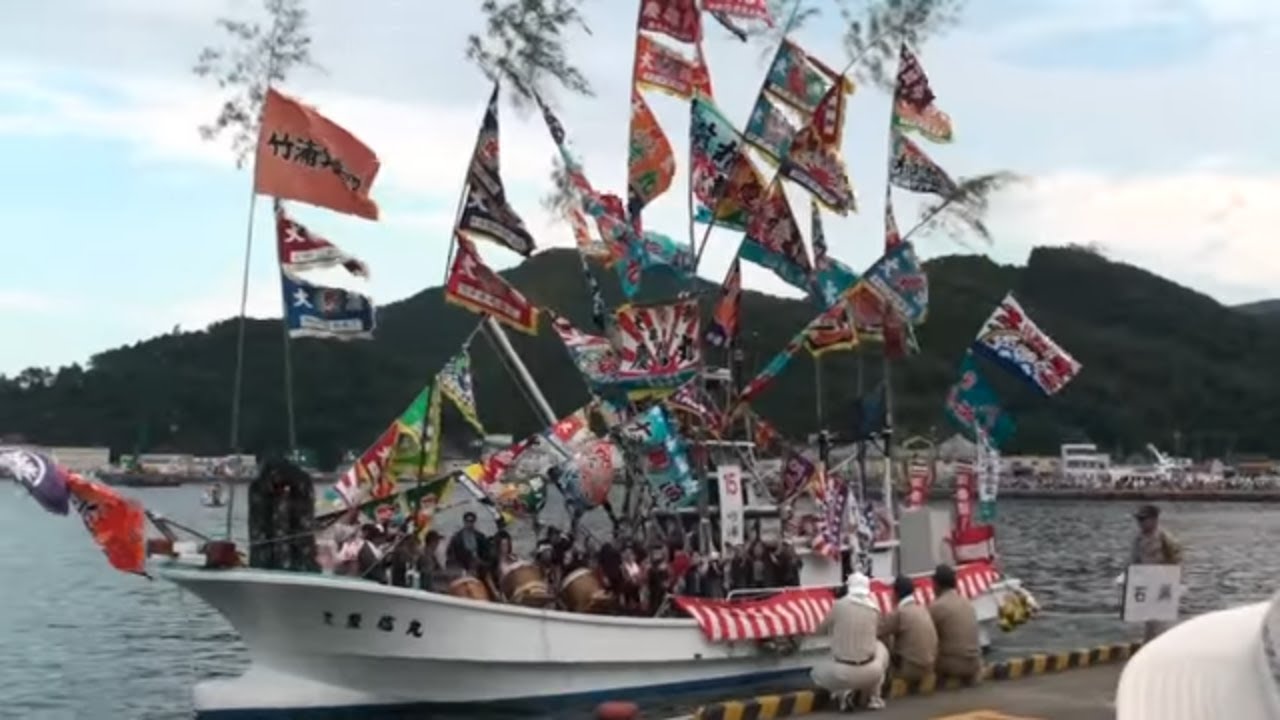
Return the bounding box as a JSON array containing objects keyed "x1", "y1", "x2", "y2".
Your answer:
[{"x1": 4, "y1": 2, "x2": 1089, "y2": 717}]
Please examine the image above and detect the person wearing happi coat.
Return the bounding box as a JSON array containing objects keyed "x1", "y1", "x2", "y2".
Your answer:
[{"x1": 810, "y1": 572, "x2": 890, "y2": 711}]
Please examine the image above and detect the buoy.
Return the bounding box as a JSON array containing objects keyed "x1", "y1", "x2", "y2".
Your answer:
[{"x1": 596, "y1": 700, "x2": 640, "y2": 720}]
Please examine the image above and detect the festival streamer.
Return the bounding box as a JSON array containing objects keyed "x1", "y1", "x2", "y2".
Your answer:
[
  {"x1": 887, "y1": 128, "x2": 957, "y2": 197},
  {"x1": 702, "y1": 0, "x2": 773, "y2": 25},
  {"x1": 444, "y1": 234, "x2": 540, "y2": 335},
  {"x1": 975, "y1": 428, "x2": 1000, "y2": 522},
  {"x1": 255, "y1": 87, "x2": 380, "y2": 220},
  {"x1": 438, "y1": 349, "x2": 485, "y2": 436},
  {"x1": 892, "y1": 44, "x2": 954, "y2": 144},
  {"x1": 858, "y1": 240, "x2": 929, "y2": 326},
  {"x1": 809, "y1": 203, "x2": 859, "y2": 307},
  {"x1": 763, "y1": 40, "x2": 843, "y2": 114},
  {"x1": 743, "y1": 94, "x2": 798, "y2": 164},
  {"x1": 549, "y1": 311, "x2": 620, "y2": 388},
  {"x1": 690, "y1": 96, "x2": 746, "y2": 211},
  {"x1": 638, "y1": 0, "x2": 701, "y2": 43},
  {"x1": 694, "y1": 150, "x2": 766, "y2": 230},
  {"x1": 884, "y1": 192, "x2": 903, "y2": 250},
  {"x1": 611, "y1": 298, "x2": 702, "y2": 393},
  {"x1": 802, "y1": 301, "x2": 858, "y2": 356},
  {"x1": 617, "y1": 405, "x2": 698, "y2": 508},
  {"x1": 739, "y1": 180, "x2": 813, "y2": 293},
  {"x1": 778, "y1": 71, "x2": 856, "y2": 214},
  {"x1": 66, "y1": 472, "x2": 148, "y2": 576},
  {"x1": 627, "y1": 90, "x2": 676, "y2": 217},
  {"x1": 945, "y1": 351, "x2": 1015, "y2": 447},
  {"x1": 634, "y1": 34, "x2": 696, "y2": 98},
  {"x1": 971, "y1": 293, "x2": 1082, "y2": 396},
  {"x1": 280, "y1": 271, "x2": 376, "y2": 340},
  {"x1": 665, "y1": 379, "x2": 723, "y2": 436},
  {"x1": 275, "y1": 201, "x2": 369, "y2": 277},
  {"x1": 704, "y1": 257, "x2": 742, "y2": 349},
  {"x1": 0, "y1": 447, "x2": 70, "y2": 515},
  {"x1": 459, "y1": 84, "x2": 537, "y2": 256}
]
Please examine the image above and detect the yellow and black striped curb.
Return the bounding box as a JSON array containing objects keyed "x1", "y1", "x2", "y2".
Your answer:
[{"x1": 691, "y1": 641, "x2": 1144, "y2": 720}]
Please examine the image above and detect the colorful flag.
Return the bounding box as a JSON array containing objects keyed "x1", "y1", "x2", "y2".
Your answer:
[
  {"x1": 627, "y1": 90, "x2": 676, "y2": 217},
  {"x1": 694, "y1": 150, "x2": 766, "y2": 230},
  {"x1": 459, "y1": 85, "x2": 536, "y2": 256},
  {"x1": 780, "y1": 446, "x2": 817, "y2": 501},
  {"x1": 275, "y1": 201, "x2": 368, "y2": 277},
  {"x1": 803, "y1": 301, "x2": 858, "y2": 356},
  {"x1": 281, "y1": 271, "x2": 376, "y2": 340},
  {"x1": 810, "y1": 204, "x2": 859, "y2": 307},
  {"x1": 691, "y1": 39, "x2": 714, "y2": 97},
  {"x1": 0, "y1": 447, "x2": 71, "y2": 515},
  {"x1": 972, "y1": 294, "x2": 1082, "y2": 396},
  {"x1": 810, "y1": 76, "x2": 852, "y2": 146},
  {"x1": 618, "y1": 405, "x2": 698, "y2": 508},
  {"x1": 703, "y1": 0, "x2": 772, "y2": 25},
  {"x1": 444, "y1": 234, "x2": 540, "y2": 335},
  {"x1": 635, "y1": 34, "x2": 696, "y2": 98},
  {"x1": 741, "y1": 180, "x2": 813, "y2": 293},
  {"x1": 611, "y1": 299, "x2": 702, "y2": 393},
  {"x1": 735, "y1": 332, "x2": 805, "y2": 408},
  {"x1": 255, "y1": 87, "x2": 380, "y2": 220},
  {"x1": 884, "y1": 191, "x2": 903, "y2": 250},
  {"x1": 705, "y1": 257, "x2": 742, "y2": 349},
  {"x1": 388, "y1": 381, "x2": 444, "y2": 484},
  {"x1": 617, "y1": 230, "x2": 695, "y2": 299},
  {"x1": 764, "y1": 40, "x2": 841, "y2": 114},
  {"x1": 574, "y1": 248, "x2": 609, "y2": 332},
  {"x1": 438, "y1": 349, "x2": 485, "y2": 435},
  {"x1": 549, "y1": 312, "x2": 620, "y2": 388},
  {"x1": 743, "y1": 94, "x2": 797, "y2": 164},
  {"x1": 690, "y1": 96, "x2": 745, "y2": 210},
  {"x1": 781, "y1": 123, "x2": 855, "y2": 214},
  {"x1": 556, "y1": 439, "x2": 622, "y2": 511},
  {"x1": 65, "y1": 472, "x2": 147, "y2": 575},
  {"x1": 945, "y1": 351, "x2": 1015, "y2": 447},
  {"x1": 888, "y1": 128, "x2": 957, "y2": 197},
  {"x1": 666, "y1": 379, "x2": 722, "y2": 435},
  {"x1": 893, "y1": 44, "x2": 953, "y2": 144},
  {"x1": 860, "y1": 240, "x2": 929, "y2": 326},
  {"x1": 638, "y1": 0, "x2": 701, "y2": 43}
]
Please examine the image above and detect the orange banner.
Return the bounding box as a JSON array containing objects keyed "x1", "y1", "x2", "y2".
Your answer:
[
  {"x1": 66, "y1": 473, "x2": 147, "y2": 576},
  {"x1": 254, "y1": 88, "x2": 381, "y2": 220}
]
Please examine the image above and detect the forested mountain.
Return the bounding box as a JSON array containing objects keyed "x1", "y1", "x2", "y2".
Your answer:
[{"x1": 3, "y1": 246, "x2": 1278, "y2": 467}]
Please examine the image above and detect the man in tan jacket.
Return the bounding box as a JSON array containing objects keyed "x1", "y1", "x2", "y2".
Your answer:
[
  {"x1": 878, "y1": 574, "x2": 938, "y2": 682},
  {"x1": 1128, "y1": 504, "x2": 1183, "y2": 641},
  {"x1": 810, "y1": 572, "x2": 890, "y2": 710},
  {"x1": 928, "y1": 564, "x2": 982, "y2": 681}
]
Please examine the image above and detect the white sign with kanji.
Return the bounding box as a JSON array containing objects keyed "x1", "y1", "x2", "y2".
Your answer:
[
  {"x1": 1122, "y1": 564, "x2": 1182, "y2": 623},
  {"x1": 718, "y1": 465, "x2": 745, "y2": 547}
]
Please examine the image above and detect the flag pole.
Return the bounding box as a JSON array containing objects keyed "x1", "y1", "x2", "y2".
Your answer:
[{"x1": 273, "y1": 199, "x2": 299, "y2": 455}]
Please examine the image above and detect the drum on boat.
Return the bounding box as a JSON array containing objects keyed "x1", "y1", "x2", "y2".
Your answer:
[
  {"x1": 560, "y1": 567, "x2": 614, "y2": 614},
  {"x1": 448, "y1": 575, "x2": 491, "y2": 602},
  {"x1": 500, "y1": 561, "x2": 553, "y2": 608}
]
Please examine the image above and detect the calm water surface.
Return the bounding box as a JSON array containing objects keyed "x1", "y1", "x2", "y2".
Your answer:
[{"x1": 2, "y1": 485, "x2": 1277, "y2": 720}]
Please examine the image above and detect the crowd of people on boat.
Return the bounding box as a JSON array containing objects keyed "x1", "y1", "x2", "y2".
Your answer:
[{"x1": 318, "y1": 510, "x2": 807, "y2": 616}]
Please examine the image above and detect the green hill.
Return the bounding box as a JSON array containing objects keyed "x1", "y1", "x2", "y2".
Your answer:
[{"x1": 3, "y1": 246, "x2": 1278, "y2": 466}]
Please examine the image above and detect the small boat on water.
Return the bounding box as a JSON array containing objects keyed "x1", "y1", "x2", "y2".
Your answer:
[{"x1": 201, "y1": 483, "x2": 226, "y2": 508}]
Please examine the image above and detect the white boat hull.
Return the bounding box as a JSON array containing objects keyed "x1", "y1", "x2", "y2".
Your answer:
[{"x1": 159, "y1": 565, "x2": 1021, "y2": 717}]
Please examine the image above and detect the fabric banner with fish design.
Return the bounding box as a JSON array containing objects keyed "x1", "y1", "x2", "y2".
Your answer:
[
  {"x1": 764, "y1": 40, "x2": 842, "y2": 114},
  {"x1": 705, "y1": 257, "x2": 742, "y2": 349},
  {"x1": 555, "y1": 439, "x2": 622, "y2": 511},
  {"x1": 893, "y1": 44, "x2": 953, "y2": 144},
  {"x1": 618, "y1": 405, "x2": 698, "y2": 508},
  {"x1": 810, "y1": 204, "x2": 859, "y2": 307},
  {"x1": 972, "y1": 293, "x2": 1082, "y2": 396},
  {"x1": 627, "y1": 90, "x2": 676, "y2": 217},
  {"x1": 860, "y1": 240, "x2": 928, "y2": 326},
  {"x1": 550, "y1": 312, "x2": 620, "y2": 388},
  {"x1": 275, "y1": 201, "x2": 369, "y2": 277},
  {"x1": 945, "y1": 351, "x2": 1015, "y2": 448},
  {"x1": 459, "y1": 84, "x2": 536, "y2": 256},
  {"x1": 635, "y1": 34, "x2": 696, "y2": 98},
  {"x1": 281, "y1": 271, "x2": 376, "y2": 340},
  {"x1": 255, "y1": 87, "x2": 381, "y2": 220},
  {"x1": 639, "y1": 0, "x2": 701, "y2": 43},
  {"x1": 444, "y1": 235, "x2": 540, "y2": 335},
  {"x1": 888, "y1": 128, "x2": 957, "y2": 197},
  {"x1": 438, "y1": 349, "x2": 485, "y2": 435},
  {"x1": 611, "y1": 299, "x2": 701, "y2": 392},
  {"x1": 741, "y1": 181, "x2": 813, "y2": 293}
]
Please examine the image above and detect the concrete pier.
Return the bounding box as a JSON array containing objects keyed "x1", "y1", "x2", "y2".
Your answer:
[{"x1": 802, "y1": 663, "x2": 1121, "y2": 720}]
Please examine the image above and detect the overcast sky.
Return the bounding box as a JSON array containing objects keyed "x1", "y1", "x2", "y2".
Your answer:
[{"x1": 1, "y1": 0, "x2": 1276, "y2": 374}]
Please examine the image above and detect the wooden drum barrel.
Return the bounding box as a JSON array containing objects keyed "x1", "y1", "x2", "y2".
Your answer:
[
  {"x1": 560, "y1": 568, "x2": 614, "y2": 614},
  {"x1": 448, "y1": 575, "x2": 492, "y2": 602},
  {"x1": 500, "y1": 561, "x2": 553, "y2": 608}
]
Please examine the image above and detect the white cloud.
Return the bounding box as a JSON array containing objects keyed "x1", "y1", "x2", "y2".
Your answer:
[{"x1": 0, "y1": 291, "x2": 62, "y2": 314}]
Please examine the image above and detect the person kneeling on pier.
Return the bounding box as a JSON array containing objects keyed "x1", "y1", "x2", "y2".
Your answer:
[
  {"x1": 811, "y1": 572, "x2": 890, "y2": 711},
  {"x1": 878, "y1": 575, "x2": 938, "y2": 683},
  {"x1": 929, "y1": 564, "x2": 983, "y2": 682}
]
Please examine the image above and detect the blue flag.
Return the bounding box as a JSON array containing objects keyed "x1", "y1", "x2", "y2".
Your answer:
[
  {"x1": 281, "y1": 271, "x2": 376, "y2": 340},
  {"x1": 944, "y1": 352, "x2": 1015, "y2": 448}
]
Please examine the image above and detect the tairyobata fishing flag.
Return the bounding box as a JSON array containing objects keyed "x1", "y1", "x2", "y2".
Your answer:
[
  {"x1": 281, "y1": 271, "x2": 376, "y2": 340},
  {"x1": 705, "y1": 257, "x2": 742, "y2": 349},
  {"x1": 887, "y1": 128, "x2": 957, "y2": 197},
  {"x1": 740, "y1": 180, "x2": 813, "y2": 294},
  {"x1": 892, "y1": 44, "x2": 954, "y2": 144},
  {"x1": 638, "y1": 0, "x2": 701, "y2": 43},
  {"x1": 944, "y1": 351, "x2": 1015, "y2": 447},
  {"x1": 810, "y1": 203, "x2": 859, "y2": 307},
  {"x1": 438, "y1": 349, "x2": 485, "y2": 435},
  {"x1": 627, "y1": 89, "x2": 676, "y2": 217},
  {"x1": 255, "y1": 88, "x2": 381, "y2": 220},
  {"x1": 459, "y1": 84, "x2": 537, "y2": 256},
  {"x1": 444, "y1": 235, "x2": 540, "y2": 335},
  {"x1": 634, "y1": 34, "x2": 697, "y2": 99},
  {"x1": 275, "y1": 201, "x2": 369, "y2": 277},
  {"x1": 972, "y1": 293, "x2": 1082, "y2": 396}
]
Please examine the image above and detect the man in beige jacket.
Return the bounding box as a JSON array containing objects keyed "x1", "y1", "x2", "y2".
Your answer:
[
  {"x1": 878, "y1": 574, "x2": 938, "y2": 682},
  {"x1": 928, "y1": 564, "x2": 982, "y2": 681},
  {"x1": 810, "y1": 572, "x2": 890, "y2": 711}
]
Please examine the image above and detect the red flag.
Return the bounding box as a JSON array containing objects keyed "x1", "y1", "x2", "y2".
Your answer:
[
  {"x1": 702, "y1": 0, "x2": 773, "y2": 26},
  {"x1": 255, "y1": 88, "x2": 381, "y2": 220},
  {"x1": 444, "y1": 235, "x2": 540, "y2": 334},
  {"x1": 704, "y1": 257, "x2": 741, "y2": 349},
  {"x1": 65, "y1": 473, "x2": 147, "y2": 576},
  {"x1": 691, "y1": 40, "x2": 714, "y2": 98},
  {"x1": 634, "y1": 34, "x2": 696, "y2": 99},
  {"x1": 638, "y1": 0, "x2": 701, "y2": 43},
  {"x1": 275, "y1": 201, "x2": 369, "y2": 277}
]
